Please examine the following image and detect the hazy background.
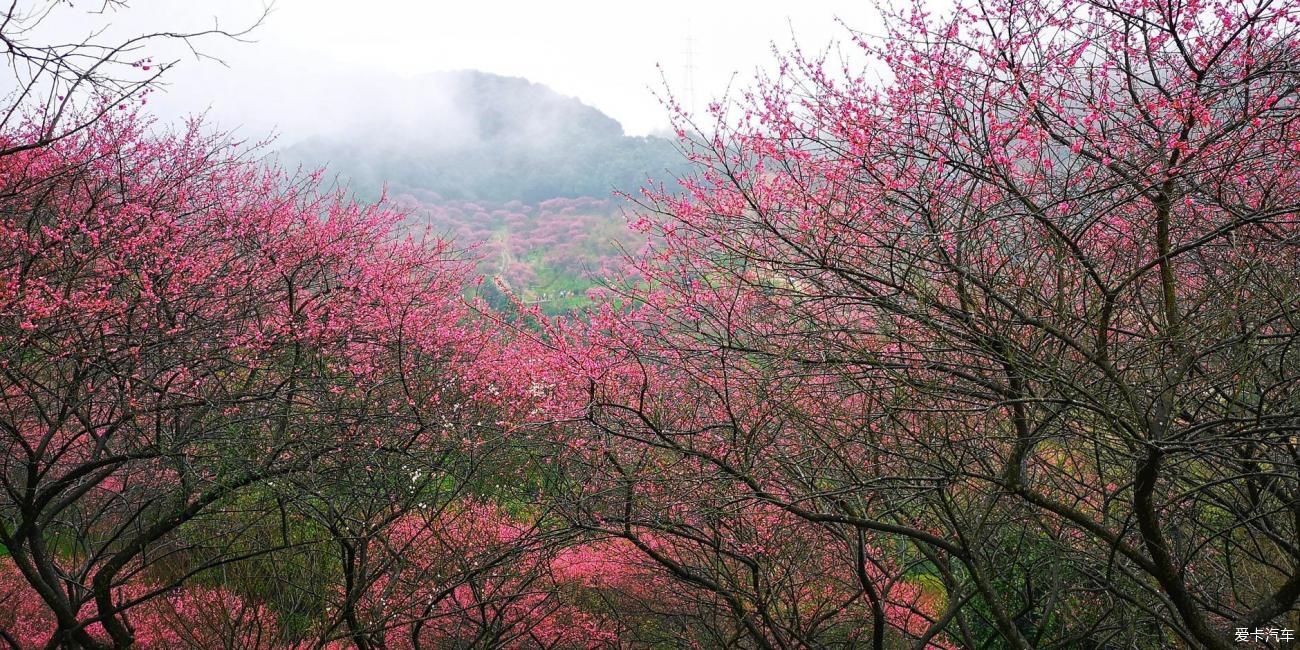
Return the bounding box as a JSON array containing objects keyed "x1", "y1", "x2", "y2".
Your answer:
[{"x1": 37, "y1": 0, "x2": 880, "y2": 141}]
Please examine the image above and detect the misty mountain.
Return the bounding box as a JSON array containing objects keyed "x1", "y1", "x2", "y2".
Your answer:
[{"x1": 281, "y1": 70, "x2": 685, "y2": 202}]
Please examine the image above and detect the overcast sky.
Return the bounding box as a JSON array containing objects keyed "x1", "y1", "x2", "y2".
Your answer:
[{"x1": 40, "y1": 1, "x2": 881, "y2": 141}]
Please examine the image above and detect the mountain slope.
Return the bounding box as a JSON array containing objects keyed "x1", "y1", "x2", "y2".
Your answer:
[{"x1": 281, "y1": 70, "x2": 684, "y2": 202}]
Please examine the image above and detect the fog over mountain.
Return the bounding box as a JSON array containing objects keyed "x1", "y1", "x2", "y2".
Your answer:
[{"x1": 280, "y1": 70, "x2": 686, "y2": 203}]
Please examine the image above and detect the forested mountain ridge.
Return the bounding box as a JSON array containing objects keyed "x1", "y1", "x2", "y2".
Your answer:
[{"x1": 280, "y1": 70, "x2": 685, "y2": 202}]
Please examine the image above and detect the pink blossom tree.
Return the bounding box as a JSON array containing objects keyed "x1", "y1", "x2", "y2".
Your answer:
[
  {"x1": 549, "y1": 0, "x2": 1300, "y2": 646},
  {"x1": 0, "y1": 109, "x2": 540, "y2": 648}
]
